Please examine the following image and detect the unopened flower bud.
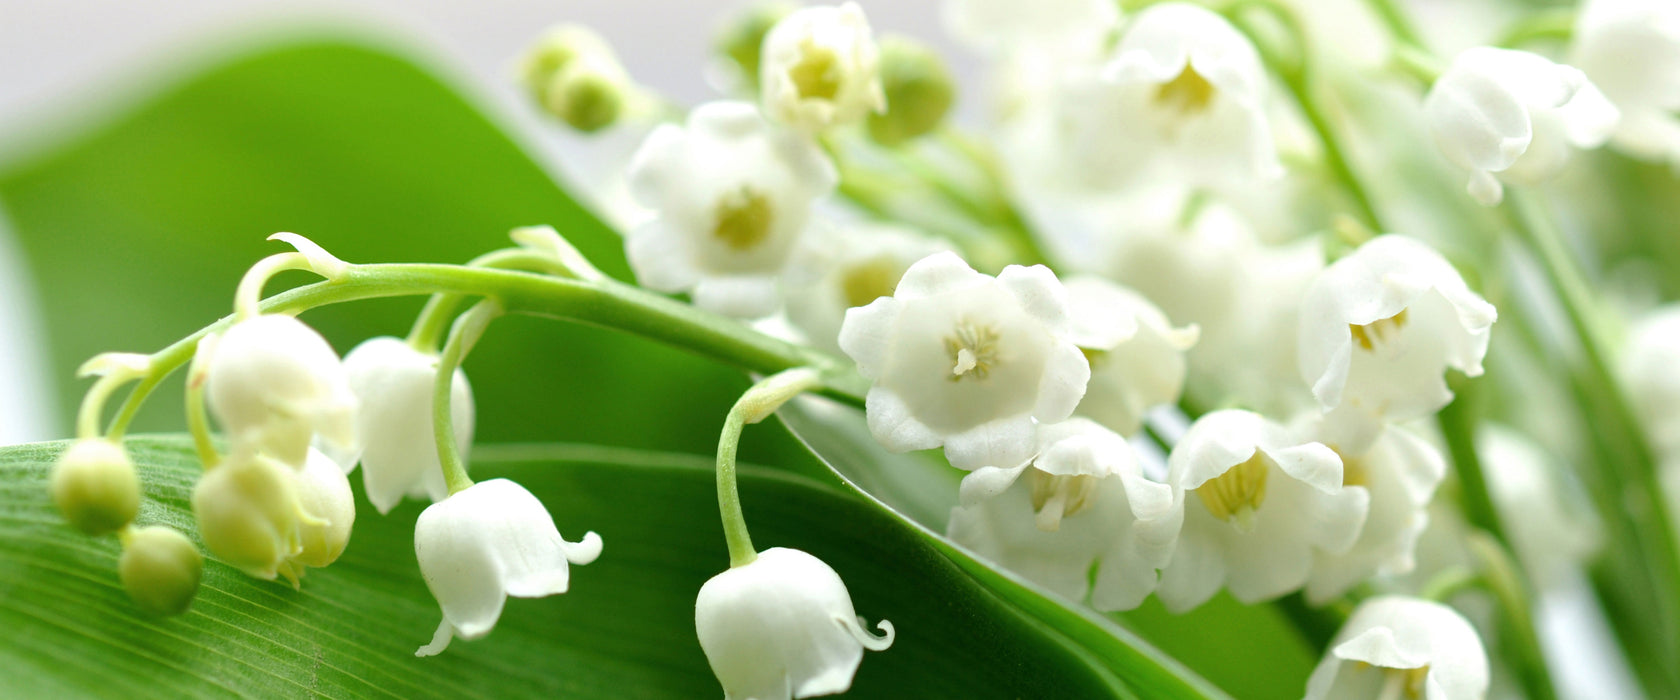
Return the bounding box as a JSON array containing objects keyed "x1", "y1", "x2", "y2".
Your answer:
[
  {"x1": 192, "y1": 452, "x2": 303, "y2": 580},
  {"x1": 714, "y1": 1, "x2": 797, "y2": 89},
  {"x1": 545, "y1": 58, "x2": 627, "y2": 132},
  {"x1": 866, "y1": 37, "x2": 955, "y2": 146},
  {"x1": 119, "y1": 525, "x2": 203, "y2": 617},
  {"x1": 760, "y1": 2, "x2": 885, "y2": 132},
  {"x1": 291, "y1": 448, "x2": 355, "y2": 569},
  {"x1": 520, "y1": 25, "x2": 612, "y2": 102},
  {"x1": 50, "y1": 439, "x2": 140, "y2": 536}
]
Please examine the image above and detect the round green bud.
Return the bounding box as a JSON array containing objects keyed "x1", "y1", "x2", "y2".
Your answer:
[
  {"x1": 546, "y1": 63, "x2": 625, "y2": 133},
  {"x1": 192, "y1": 455, "x2": 301, "y2": 580},
  {"x1": 119, "y1": 526, "x2": 203, "y2": 617},
  {"x1": 520, "y1": 25, "x2": 614, "y2": 106},
  {"x1": 867, "y1": 37, "x2": 956, "y2": 147},
  {"x1": 715, "y1": 1, "x2": 798, "y2": 89},
  {"x1": 50, "y1": 439, "x2": 140, "y2": 536}
]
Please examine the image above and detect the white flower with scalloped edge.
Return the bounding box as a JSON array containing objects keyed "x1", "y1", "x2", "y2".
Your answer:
[
  {"x1": 334, "y1": 336, "x2": 474, "y2": 515},
  {"x1": 1063, "y1": 276, "x2": 1197, "y2": 437},
  {"x1": 1157, "y1": 409, "x2": 1368, "y2": 613},
  {"x1": 1304, "y1": 596, "x2": 1489, "y2": 700},
  {"x1": 839, "y1": 251, "x2": 1090, "y2": 471},
  {"x1": 625, "y1": 100, "x2": 836, "y2": 318},
  {"x1": 947, "y1": 418, "x2": 1181, "y2": 611},
  {"x1": 1297, "y1": 235, "x2": 1496, "y2": 445},
  {"x1": 760, "y1": 2, "x2": 884, "y2": 134},
  {"x1": 205, "y1": 314, "x2": 357, "y2": 469},
  {"x1": 1571, "y1": 0, "x2": 1680, "y2": 168},
  {"x1": 1424, "y1": 46, "x2": 1618, "y2": 206},
  {"x1": 413, "y1": 478, "x2": 602, "y2": 657},
  {"x1": 695, "y1": 547, "x2": 893, "y2": 700}
]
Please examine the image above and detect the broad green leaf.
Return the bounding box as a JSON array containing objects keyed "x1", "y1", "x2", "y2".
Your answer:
[
  {"x1": 0, "y1": 36, "x2": 821, "y2": 477},
  {"x1": 2, "y1": 436, "x2": 1135, "y2": 698}
]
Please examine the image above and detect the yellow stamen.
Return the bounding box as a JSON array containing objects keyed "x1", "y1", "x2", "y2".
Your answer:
[
  {"x1": 945, "y1": 321, "x2": 1001, "y2": 381},
  {"x1": 1155, "y1": 64, "x2": 1216, "y2": 115},
  {"x1": 839, "y1": 257, "x2": 900, "y2": 308},
  {"x1": 789, "y1": 40, "x2": 842, "y2": 101},
  {"x1": 1350, "y1": 309, "x2": 1409, "y2": 351},
  {"x1": 713, "y1": 187, "x2": 774, "y2": 250},
  {"x1": 1030, "y1": 471, "x2": 1101, "y2": 532},
  {"x1": 1196, "y1": 452, "x2": 1269, "y2": 532}
]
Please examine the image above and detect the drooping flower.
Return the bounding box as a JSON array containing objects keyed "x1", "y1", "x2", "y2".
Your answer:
[
  {"x1": 838, "y1": 251, "x2": 1090, "y2": 470},
  {"x1": 695, "y1": 547, "x2": 894, "y2": 700},
  {"x1": 336, "y1": 336, "x2": 474, "y2": 514},
  {"x1": 1304, "y1": 596, "x2": 1489, "y2": 700},
  {"x1": 1570, "y1": 0, "x2": 1680, "y2": 167},
  {"x1": 1480, "y1": 425, "x2": 1601, "y2": 585},
  {"x1": 191, "y1": 447, "x2": 307, "y2": 580},
  {"x1": 285, "y1": 448, "x2": 356, "y2": 575},
  {"x1": 1157, "y1": 410, "x2": 1368, "y2": 612},
  {"x1": 947, "y1": 418, "x2": 1180, "y2": 611},
  {"x1": 414, "y1": 478, "x2": 602, "y2": 656},
  {"x1": 1423, "y1": 46, "x2": 1618, "y2": 206},
  {"x1": 625, "y1": 100, "x2": 836, "y2": 318},
  {"x1": 1063, "y1": 276, "x2": 1198, "y2": 437},
  {"x1": 1304, "y1": 422, "x2": 1445, "y2": 604},
  {"x1": 783, "y1": 222, "x2": 951, "y2": 354},
  {"x1": 1623, "y1": 305, "x2": 1680, "y2": 456},
  {"x1": 759, "y1": 2, "x2": 884, "y2": 133},
  {"x1": 1297, "y1": 235, "x2": 1497, "y2": 440},
  {"x1": 205, "y1": 314, "x2": 357, "y2": 467}
]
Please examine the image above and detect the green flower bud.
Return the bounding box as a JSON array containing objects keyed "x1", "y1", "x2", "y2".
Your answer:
[
  {"x1": 546, "y1": 62, "x2": 626, "y2": 133},
  {"x1": 867, "y1": 37, "x2": 956, "y2": 146},
  {"x1": 291, "y1": 449, "x2": 355, "y2": 569},
  {"x1": 119, "y1": 525, "x2": 203, "y2": 617},
  {"x1": 192, "y1": 454, "x2": 301, "y2": 580},
  {"x1": 519, "y1": 25, "x2": 613, "y2": 106},
  {"x1": 50, "y1": 439, "x2": 140, "y2": 536},
  {"x1": 714, "y1": 1, "x2": 797, "y2": 90}
]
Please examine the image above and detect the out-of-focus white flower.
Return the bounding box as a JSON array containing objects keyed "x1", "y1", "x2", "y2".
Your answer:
[
  {"x1": 287, "y1": 448, "x2": 356, "y2": 573},
  {"x1": 1623, "y1": 305, "x2": 1680, "y2": 456},
  {"x1": 696, "y1": 547, "x2": 892, "y2": 700},
  {"x1": 784, "y1": 223, "x2": 951, "y2": 354},
  {"x1": 1157, "y1": 410, "x2": 1368, "y2": 612},
  {"x1": 1067, "y1": 2, "x2": 1280, "y2": 190},
  {"x1": 1571, "y1": 0, "x2": 1680, "y2": 167},
  {"x1": 1298, "y1": 235, "x2": 1496, "y2": 439},
  {"x1": 1304, "y1": 423, "x2": 1445, "y2": 604},
  {"x1": 1481, "y1": 425, "x2": 1601, "y2": 585},
  {"x1": 414, "y1": 479, "x2": 601, "y2": 656},
  {"x1": 948, "y1": 418, "x2": 1180, "y2": 611},
  {"x1": 839, "y1": 251, "x2": 1090, "y2": 470},
  {"x1": 1304, "y1": 596, "x2": 1489, "y2": 700},
  {"x1": 206, "y1": 314, "x2": 356, "y2": 467},
  {"x1": 941, "y1": 0, "x2": 1118, "y2": 54},
  {"x1": 1063, "y1": 276, "x2": 1198, "y2": 437},
  {"x1": 759, "y1": 2, "x2": 884, "y2": 133},
  {"x1": 336, "y1": 337, "x2": 474, "y2": 514},
  {"x1": 191, "y1": 448, "x2": 306, "y2": 580},
  {"x1": 626, "y1": 101, "x2": 836, "y2": 318},
  {"x1": 1424, "y1": 47, "x2": 1618, "y2": 206}
]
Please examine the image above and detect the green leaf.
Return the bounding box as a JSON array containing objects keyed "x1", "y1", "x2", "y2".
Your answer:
[
  {"x1": 2, "y1": 436, "x2": 1136, "y2": 698},
  {"x1": 0, "y1": 36, "x2": 821, "y2": 477}
]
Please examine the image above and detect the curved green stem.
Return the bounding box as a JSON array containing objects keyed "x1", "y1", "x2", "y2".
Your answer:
[
  {"x1": 405, "y1": 248, "x2": 571, "y2": 353},
  {"x1": 434, "y1": 299, "x2": 502, "y2": 495},
  {"x1": 1497, "y1": 9, "x2": 1577, "y2": 49},
  {"x1": 184, "y1": 339, "x2": 219, "y2": 468},
  {"x1": 1437, "y1": 375, "x2": 1506, "y2": 543},
  {"x1": 1359, "y1": 0, "x2": 1425, "y2": 50},
  {"x1": 233, "y1": 252, "x2": 314, "y2": 319},
  {"x1": 76, "y1": 373, "x2": 134, "y2": 440},
  {"x1": 1467, "y1": 533, "x2": 1560, "y2": 700},
  {"x1": 716, "y1": 367, "x2": 825, "y2": 567}
]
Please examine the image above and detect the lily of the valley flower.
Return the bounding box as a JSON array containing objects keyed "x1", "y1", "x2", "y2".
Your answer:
[
  {"x1": 336, "y1": 336, "x2": 475, "y2": 514},
  {"x1": 784, "y1": 222, "x2": 952, "y2": 354},
  {"x1": 759, "y1": 2, "x2": 884, "y2": 133},
  {"x1": 205, "y1": 314, "x2": 357, "y2": 468},
  {"x1": 191, "y1": 447, "x2": 307, "y2": 580},
  {"x1": 1571, "y1": 0, "x2": 1680, "y2": 167},
  {"x1": 1304, "y1": 596, "x2": 1490, "y2": 700},
  {"x1": 1158, "y1": 410, "x2": 1368, "y2": 612},
  {"x1": 1304, "y1": 423, "x2": 1446, "y2": 604},
  {"x1": 1623, "y1": 305, "x2": 1680, "y2": 456},
  {"x1": 695, "y1": 547, "x2": 894, "y2": 700},
  {"x1": 626, "y1": 100, "x2": 836, "y2": 318},
  {"x1": 947, "y1": 418, "x2": 1181, "y2": 611},
  {"x1": 1424, "y1": 46, "x2": 1618, "y2": 206},
  {"x1": 286, "y1": 448, "x2": 356, "y2": 575},
  {"x1": 414, "y1": 478, "x2": 602, "y2": 657},
  {"x1": 1297, "y1": 235, "x2": 1497, "y2": 440},
  {"x1": 839, "y1": 251, "x2": 1091, "y2": 470},
  {"x1": 1064, "y1": 276, "x2": 1198, "y2": 437}
]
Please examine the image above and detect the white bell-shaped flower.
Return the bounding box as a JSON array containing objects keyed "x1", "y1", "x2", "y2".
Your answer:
[
  {"x1": 336, "y1": 337, "x2": 474, "y2": 514},
  {"x1": 1481, "y1": 425, "x2": 1601, "y2": 585},
  {"x1": 626, "y1": 100, "x2": 837, "y2": 318},
  {"x1": 1157, "y1": 409, "x2": 1368, "y2": 612},
  {"x1": 947, "y1": 418, "x2": 1181, "y2": 611},
  {"x1": 759, "y1": 2, "x2": 884, "y2": 133},
  {"x1": 287, "y1": 448, "x2": 356, "y2": 573},
  {"x1": 1623, "y1": 305, "x2": 1680, "y2": 456},
  {"x1": 783, "y1": 222, "x2": 951, "y2": 355},
  {"x1": 839, "y1": 251, "x2": 1091, "y2": 470},
  {"x1": 1304, "y1": 596, "x2": 1489, "y2": 700},
  {"x1": 1063, "y1": 276, "x2": 1198, "y2": 437},
  {"x1": 413, "y1": 478, "x2": 602, "y2": 657},
  {"x1": 1424, "y1": 47, "x2": 1618, "y2": 206},
  {"x1": 941, "y1": 0, "x2": 1118, "y2": 54},
  {"x1": 695, "y1": 547, "x2": 894, "y2": 700},
  {"x1": 191, "y1": 447, "x2": 306, "y2": 580},
  {"x1": 1297, "y1": 235, "x2": 1497, "y2": 436},
  {"x1": 1304, "y1": 423, "x2": 1445, "y2": 604},
  {"x1": 1571, "y1": 0, "x2": 1680, "y2": 167},
  {"x1": 1079, "y1": 2, "x2": 1281, "y2": 190},
  {"x1": 206, "y1": 314, "x2": 357, "y2": 468}
]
